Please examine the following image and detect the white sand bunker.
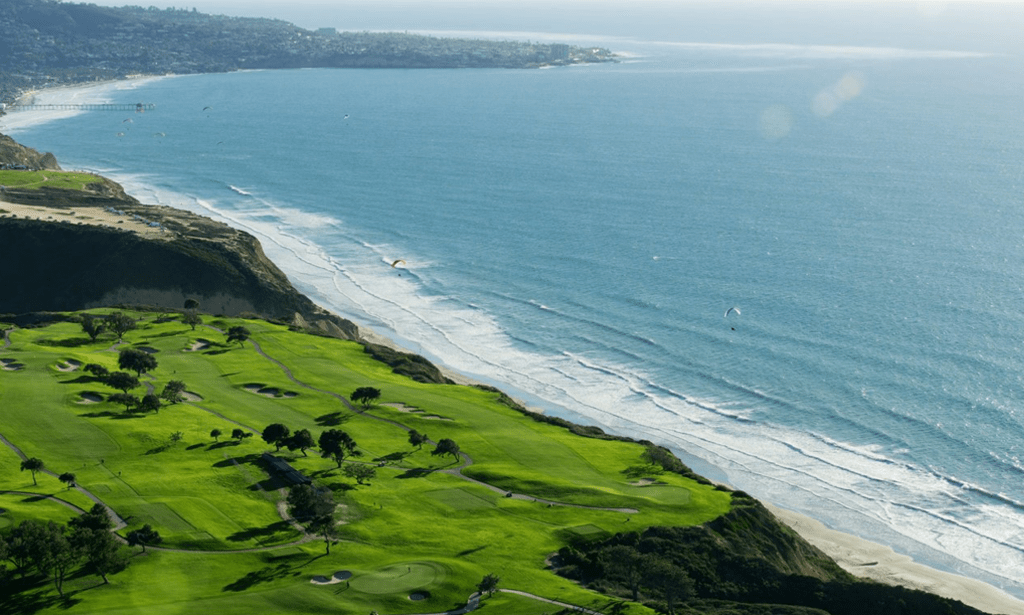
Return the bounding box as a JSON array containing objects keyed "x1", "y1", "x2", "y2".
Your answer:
[
  {"x1": 56, "y1": 359, "x2": 83, "y2": 372},
  {"x1": 382, "y1": 402, "x2": 451, "y2": 421},
  {"x1": 243, "y1": 384, "x2": 297, "y2": 398},
  {"x1": 181, "y1": 391, "x2": 203, "y2": 402},
  {"x1": 630, "y1": 478, "x2": 666, "y2": 486},
  {"x1": 185, "y1": 339, "x2": 211, "y2": 352},
  {"x1": 137, "y1": 346, "x2": 159, "y2": 354},
  {"x1": 1, "y1": 359, "x2": 25, "y2": 371},
  {"x1": 78, "y1": 392, "x2": 104, "y2": 404},
  {"x1": 310, "y1": 570, "x2": 352, "y2": 585}
]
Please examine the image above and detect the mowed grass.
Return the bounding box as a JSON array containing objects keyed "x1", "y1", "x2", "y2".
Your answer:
[
  {"x1": 0, "y1": 311, "x2": 733, "y2": 614},
  {"x1": 0, "y1": 169, "x2": 103, "y2": 192}
]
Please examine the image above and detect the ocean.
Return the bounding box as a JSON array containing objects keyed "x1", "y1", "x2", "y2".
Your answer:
[{"x1": 5, "y1": 6, "x2": 1024, "y2": 599}]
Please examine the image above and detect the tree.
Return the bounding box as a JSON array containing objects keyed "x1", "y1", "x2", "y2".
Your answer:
[
  {"x1": 226, "y1": 325, "x2": 250, "y2": 347},
  {"x1": 83, "y1": 363, "x2": 109, "y2": 379},
  {"x1": 350, "y1": 386, "x2": 381, "y2": 408},
  {"x1": 307, "y1": 514, "x2": 339, "y2": 554},
  {"x1": 58, "y1": 472, "x2": 76, "y2": 489},
  {"x1": 431, "y1": 438, "x2": 461, "y2": 462},
  {"x1": 118, "y1": 347, "x2": 157, "y2": 377},
  {"x1": 72, "y1": 526, "x2": 130, "y2": 583},
  {"x1": 210, "y1": 428, "x2": 222, "y2": 442},
  {"x1": 643, "y1": 556, "x2": 694, "y2": 615},
  {"x1": 477, "y1": 572, "x2": 500, "y2": 597},
  {"x1": 138, "y1": 393, "x2": 162, "y2": 414},
  {"x1": 232, "y1": 428, "x2": 252, "y2": 442},
  {"x1": 285, "y1": 428, "x2": 315, "y2": 457},
  {"x1": 20, "y1": 457, "x2": 44, "y2": 485},
  {"x1": 604, "y1": 545, "x2": 645, "y2": 601},
  {"x1": 4, "y1": 520, "x2": 44, "y2": 577},
  {"x1": 319, "y1": 429, "x2": 359, "y2": 467},
  {"x1": 183, "y1": 298, "x2": 200, "y2": 311},
  {"x1": 69, "y1": 504, "x2": 114, "y2": 533},
  {"x1": 126, "y1": 524, "x2": 162, "y2": 553},
  {"x1": 262, "y1": 423, "x2": 291, "y2": 452},
  {"x1": 169, "y1": 431, "x2": 184, "y2": 444},
  {"x1": 81, "y1": 313, "x2": 105, "y2": 341},
  {"x1": 104, "y1": 312, "x2": 136, "y2": 342},
  {"x1": 161, "y1": 379, "x2": 187, "y2": 404},
  {"x1": 183, "y1": 310, "x2": 203, "y2": 331},
  {"x1": 286, "y1": 484, "x2": 335, "y2": 521},
  {"x1": 31, "y1": 522, "x2": 80, "y2": 598},
  {"x1": 342, "y1": 463, "x2": 376, "y2": 485},
  {"x1": 109, "y1": 392, "x2": 139, "y2": 412},
  {"x1": 408, "y1": 429, "x2": 428, "y2": 449},
  {"x1": 104, "y1": 371, "x2": 140, "y2": 393}
]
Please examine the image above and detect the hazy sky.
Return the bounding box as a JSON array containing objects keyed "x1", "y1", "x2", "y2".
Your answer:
[{"x1": 73, "y1": 1, "x2": 1024, "y2": 52}]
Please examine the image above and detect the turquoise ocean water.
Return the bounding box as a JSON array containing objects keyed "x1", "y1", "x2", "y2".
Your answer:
[{"x1": 6, "y1": 18, "x2": 1024, "y2": 598}]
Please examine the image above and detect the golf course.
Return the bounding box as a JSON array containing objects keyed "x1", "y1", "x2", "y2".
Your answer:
[{"x1": 0, "y1": 310, "x2": 734, "y2": 614}]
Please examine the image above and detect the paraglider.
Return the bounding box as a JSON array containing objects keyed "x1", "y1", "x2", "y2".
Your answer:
[
  {"x1": 391, "y1": 259, "x2": 406, "y2": 268},
  {"x1": 724, "y1": 306, "x2": 741, "y2": 318}
]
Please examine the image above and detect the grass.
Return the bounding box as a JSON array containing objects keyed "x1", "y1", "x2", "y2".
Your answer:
[
  {"x1": 0, "y1": 310, "x2": 733, "y2": 614},
  {"x1": 0, "y1": 170, "x2": 103, "y2": 192}
]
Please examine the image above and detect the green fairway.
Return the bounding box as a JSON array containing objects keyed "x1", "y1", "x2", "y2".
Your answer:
[
  {"x1": 0, "y1": 169, "x2": 105, "y2": 192},
  {"x1": 0, "y1": 310, "x2": 733, "y2": 614}
]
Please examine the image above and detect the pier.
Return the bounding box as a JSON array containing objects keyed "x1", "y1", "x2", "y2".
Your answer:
[{"x1": 6, "y1": 102, "x2": 156, "y2": 112}]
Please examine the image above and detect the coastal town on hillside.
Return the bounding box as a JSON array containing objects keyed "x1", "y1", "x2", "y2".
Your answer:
[{"x1": 0, "y1": 1, "x2": 615, "y2": 107}]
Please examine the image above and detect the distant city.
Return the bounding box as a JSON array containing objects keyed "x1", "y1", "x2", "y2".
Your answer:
[{"x1": 0, "y1": 1, "x2": 615, "y2": 107}]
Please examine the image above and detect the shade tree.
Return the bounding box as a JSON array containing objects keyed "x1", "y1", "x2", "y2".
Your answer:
[
  {"x1": 351, "y1": 386, "x2": 381, "y2": 408},
  {"x1": 226, "y1": 325, "x2": 250, "y2": 347},
  {"x1": 118, "y1": 347, "x2": 157, "y2": 377},
  {"x1": 161, "y1": 379, "x2": 187, "y2": 404},
  {"x1": 126, "y1": 524, "x2": 162, "y2": 553},
  {"x1": 285, "y1": 428, "x2": 316, "y2": 457},
  {"x1": 58, "y1": 472, "x2": 76, "y2": 489},
  {"x1": 318, "y1": 429, "x2": 360, "y2": 467},
  {"x1": 408, "y1": 429, "x2": 428, "y2": 449},
  {"x1": 210, "y1": 428, "x2": 222, "y2": 442},
  {"x1": 262, "y1": 423, "x2": 291, "y2": 451},
  {"x1": 109, "y1": 392, "x2": 139, "y2": 412},
  {"x1": 20, "y1": 457, "x2": 44, "y2": 485},
  {"x1": 104, "y1": 312, "x2": 136, "y2": 342},
  {"x1": 342, "y1": 463, "x2": 376, "y2": 485},
  {"x1": 80, "y1": 314, "x2": 105, "y2": 342},
  {"x1": 104, "y1": 371, "x2": 140, "y2": 393},
  {"x1": 138, "y1": 393, "x2": 162, "y2": 414},
  {"x1": 431, "y1": 438, "x2": 461, "y2": 462}
]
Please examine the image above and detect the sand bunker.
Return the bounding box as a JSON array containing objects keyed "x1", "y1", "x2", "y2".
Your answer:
[
  {"x1": 56, "y1": 359, "x2": 83, "y2": 372},
  {"x1": 137, "y1": 346, "x2": 159, "y2": 354},
  {"x1": 629, "y1": 478, "x2": 665, "y2": 486},
  {"x1": 78, "y1": 392, "x2": 104, "y2": 404},
  {"x1": 181, "y1": 391, "x2": 203, "y2": 402},
  {"x1": 310, "y1": 570, "x2": 352, "y2": 585},
  {"x1": 243, "y1": 383, "x2": 297, "y2": 398},
  {"x1": 1, "y1": 359, "x2": 25, "y2": 371},
  {"x1": 186, "y1": 340, "x2": 211, "y2": 352},
  {"x1": 382, "y1": 402, "x2": 450, "y2": 421}
]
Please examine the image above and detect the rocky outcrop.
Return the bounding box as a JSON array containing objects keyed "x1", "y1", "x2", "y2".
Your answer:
[{"x1": 0, "y1": 133, "x2": 60, "y2": 169}]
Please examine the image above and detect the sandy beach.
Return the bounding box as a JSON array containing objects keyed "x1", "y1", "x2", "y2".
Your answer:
[{"x1": 3, "y1": 79, "x2": 1024, "y2": 615}]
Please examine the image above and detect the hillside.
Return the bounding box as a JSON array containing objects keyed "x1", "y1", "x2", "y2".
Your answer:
[{"x1": 0, "y1": 0, "x2": 614, "y2": 105}]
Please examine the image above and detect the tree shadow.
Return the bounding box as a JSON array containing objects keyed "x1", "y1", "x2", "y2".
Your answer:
[
  {"x1": 249, "y1": 476, "x2": 288, "y2": 492},
  {"x1": 323, "y1": 482, "x2": 355, "y2": 492},
  {"x1": 396, "y1": 467, "x2": 435, "y2": 479},
  {"x1": 456, "y1": 545, "x2": 489, "y2": 557},
  {"x1": 145, "y1": 443, "x2": 173, "y2": 455},
  {"x1": 374, "y1": 451, "x2": 411, "y2": 463},
  {"x1": 57, "y1": 375, "x2": 95, "y2": 385},
  {"x1": 78, "y1": 411, "x2": 118, "y2": 419},
  {"x1": 226, "y1": 520, "x2": 293, "y2": 543},
  {"x1": 206, "y1": 441, "x2": 240, "y2": 450},
  {"x1": 222, "y1": 563, "x2": 296, "y2": 592},
  {"x1": 315, "y1": 412, "x2": 349, "y2": 426},
  {"x1": 186, "y1": 443, "x2": 205, "y2": 451},
  {"x1": 34, "y1": 337, "x2": 94, "y2": 348}
]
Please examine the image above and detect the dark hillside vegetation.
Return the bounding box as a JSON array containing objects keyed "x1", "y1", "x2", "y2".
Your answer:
[{"x1": 555, "y1": 495, "x2": 989, "y2": 615}]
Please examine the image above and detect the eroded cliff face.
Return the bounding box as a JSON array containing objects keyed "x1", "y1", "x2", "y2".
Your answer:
[
  {"x1": 0, "y1": 132, "x2": 60, "y2": 169},
  {"x1": 0, "y1": 199, "x2": 359, "y2": 341}
]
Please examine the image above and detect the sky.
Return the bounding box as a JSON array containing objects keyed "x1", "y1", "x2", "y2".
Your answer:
[{"x1": 69, "y1": 1, "x2": 1024, "y2": 52}]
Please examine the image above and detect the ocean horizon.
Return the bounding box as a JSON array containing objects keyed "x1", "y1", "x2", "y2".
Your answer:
[{"x1": 5, "y1": 8, "x2": 1024, "y2": 602}]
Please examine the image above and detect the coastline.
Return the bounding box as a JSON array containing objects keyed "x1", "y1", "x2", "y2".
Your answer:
[{"x1": 4, "y1": 81, "x2": 1024, "y2": 615}]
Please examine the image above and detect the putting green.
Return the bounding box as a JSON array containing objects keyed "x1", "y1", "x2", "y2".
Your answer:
[{"x1": 349, "y1": 562, "x2": 446, "y2": 594}]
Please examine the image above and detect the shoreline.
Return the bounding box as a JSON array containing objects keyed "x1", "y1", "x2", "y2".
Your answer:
[{"x1": 4, "y1": 80, "x2": 1024, "y2": 615}]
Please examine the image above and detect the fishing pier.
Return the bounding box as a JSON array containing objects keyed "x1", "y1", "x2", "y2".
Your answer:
[{"x1": 4, "y1": 102, "x2": 156, "y2": 112}]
